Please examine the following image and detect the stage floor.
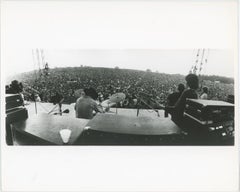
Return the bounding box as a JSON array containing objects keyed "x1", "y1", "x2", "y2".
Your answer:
[
  {"x1": 25, "y1": 102, "x2": 169, "y2": 119},
  {"x1": 16, "y1": 102, "x2": 234, "y2": 146}
]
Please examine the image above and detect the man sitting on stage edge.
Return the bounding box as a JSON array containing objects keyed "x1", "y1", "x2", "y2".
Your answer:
[
  {"x1": 166, "y1": 74, "x2": 199, "y2": 125},
  {"x1": 75, "y1": 88, "x2": 103, "y2": 119}
]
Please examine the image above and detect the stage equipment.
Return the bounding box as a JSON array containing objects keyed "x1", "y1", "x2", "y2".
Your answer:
[
  {"x1": 100, "y1": 99, "x2": 116, "y2": 112},
  {"x1": 48, "y1": 98, "x2": 64, "y2": 115},
  {"x1": 53, "y1": 109, "x2": 70, "y2": 115},
  {"x1": 136, "y1": 91, "x2": 164, "y2": 117},
  {"x1": 108, "y1": 92, "x2": 126, "y2": 114},
  {"x1": 185, "y1": 99, "x2": 234, "y2": 124},
  {"x1": 109, "y1": 92, "x2": 126, "y2": 103},
  {"x1": 6, "y1": 94, "x2": 28, "y2": 145},
  {"x1": 183, "y1": 99, "x2": 234, "y2": 144}
]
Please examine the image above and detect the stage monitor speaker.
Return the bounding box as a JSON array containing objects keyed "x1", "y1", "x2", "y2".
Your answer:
[
  {"x1": 185, "y1": 99, "x2": 234, "y2": 125},
  {"x1": 6, "y1": 94, "x2": 24, "y2": 112},
  {"x1": 183, "y1": 99, "x2": 234, "y2": 145}
]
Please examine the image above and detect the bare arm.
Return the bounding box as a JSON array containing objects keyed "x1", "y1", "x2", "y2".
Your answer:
[{"x1": 93, "y1": 101, "x2": 104, "y2": 113}]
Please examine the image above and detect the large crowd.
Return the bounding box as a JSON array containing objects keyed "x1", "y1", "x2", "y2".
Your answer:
[{"x1": 8, "y1": 67, "x2": 234, "y2": 108}]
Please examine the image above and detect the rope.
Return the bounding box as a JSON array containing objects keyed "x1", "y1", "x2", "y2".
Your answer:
[
  {"x1": 199, "y1": 49, "x2": 205, "y2": 75},
  {"x1": 41, "y1": 49, "x2": 45, "y2": 69},
  {"x1": 36, "y1": 49, "x2": 41, "y2": 73},
  {"x1": 189, "y1": 49, "x2": 200, "y2": 74},
  {"x1": 203, "y1": 49, "x2": 210, "y2": 75},
  {"x1": 32, "y1": 49, "x2": 38, "y2": 80}
]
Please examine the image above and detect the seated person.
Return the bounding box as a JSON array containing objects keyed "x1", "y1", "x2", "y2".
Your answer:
[
  {"x1": 166, "y1": 74, "x2": 199, "y2": 125},
  {"x1": 75, "y1": 88, "x2": 103, "y2": 119}
]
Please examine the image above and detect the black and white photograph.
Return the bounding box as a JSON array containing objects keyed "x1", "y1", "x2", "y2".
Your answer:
[
  {"x1": 1, "y1": 0, "x2": 238, "y2": 192},
  {"x1": 5, "y1": 49, "x2": 235, "y2": 146}
]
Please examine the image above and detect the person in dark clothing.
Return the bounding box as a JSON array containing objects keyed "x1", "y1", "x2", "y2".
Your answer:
[
  {"x1": 165, "y1": 83, "x2": 185, "y2": 117},
  {"x1": 6, "y1": 80, "x2": 23, "y2": 94},
  {"x1": 166, "y1": 74, "x2": 199, "y2": 125},
  {"x1": 5, "y1": 85, "x2": 11, "y2": 94},
  {"x1": 167, "y1": 83, "x2": 185, "y2": 106}
]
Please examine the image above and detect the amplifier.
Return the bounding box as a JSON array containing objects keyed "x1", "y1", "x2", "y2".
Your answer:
[
  {"x1": 6, "y1": 107, "x2": 28, "y2": 145},
  {"x1": 6, "y1": 94, "x2": 28, "y2": 145},
  {"x1": 6, "y1": 107, "x2": 28, "y2": 124},
  {"x1": 6, "y1": 94, "x2": 24, "y2": 112},
  {"x1": 183, "y1": 99, "x2": 234, "y2": 144},
  {"x1": 185, "y1": 99, "x2": 234, "y2": 125}
]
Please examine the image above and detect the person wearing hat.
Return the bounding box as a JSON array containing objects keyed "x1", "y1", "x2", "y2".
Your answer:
[{"x1": 75, "y1": 87, "x2": 103, "y2": 119}]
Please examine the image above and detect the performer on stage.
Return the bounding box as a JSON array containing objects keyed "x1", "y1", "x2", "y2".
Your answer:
[
  {"x1": 75, "y1": 87, "x2": 103, "y2": 119},
  {"x1": 167, "y1": 83, "x2": 185, "y2": 107},
  {"x1": 165, "y1": 83, "x2": 185, "y2": 117},
  {"x1": 166, "y1": 74, "x2": 199, "y2": 125}
]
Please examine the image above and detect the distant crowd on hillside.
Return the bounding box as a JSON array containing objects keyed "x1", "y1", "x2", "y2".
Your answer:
[{"x1": 6, "y1": 67, "x2": 234, "y2": 109}]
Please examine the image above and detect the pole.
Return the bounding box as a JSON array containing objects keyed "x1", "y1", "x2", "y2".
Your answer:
[{"x1": 34, "y1": 100, "x2": 37, "y2": 114}]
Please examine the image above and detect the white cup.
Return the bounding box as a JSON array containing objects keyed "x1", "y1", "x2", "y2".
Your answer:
[{"x1": 60, "y1": 129, "x2": 72, "y2": 144}]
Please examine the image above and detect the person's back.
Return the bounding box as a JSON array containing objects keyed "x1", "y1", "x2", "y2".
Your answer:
[
  {"x1": 171, "y1": 74, "x2": 199, "y2": 125},
  {"x1": 175, "y1": 89, "x2": 198, "y2": 115},
  {"x1": 165, "y1": 83, "x2": 185, "y2": 117},
  {"x1": 75, "y1": 96, "x2": 98, "y2": 119},
  {"x1": 167, "y1": 83, "x2": 185, "y2": 107},
  {"x1": 167, "y1": 92, "x2": 181, "y2": 106}
]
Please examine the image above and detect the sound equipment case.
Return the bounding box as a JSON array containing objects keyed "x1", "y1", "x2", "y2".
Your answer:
[
  {"x1": 6, "y1": 94, "x2": 28, "y2": 145},
  {"x1": 183, "y1": 99, "x2": 234, "y2": 145}
]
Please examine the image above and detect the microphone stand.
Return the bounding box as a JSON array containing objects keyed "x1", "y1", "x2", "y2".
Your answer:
[
  {"x1": 24, "y1": 84, "x2": 40, "y2": 114},
  {"x1": 30, "y1": 93, "x2": 38, "y2": 114},
  {"x1": 48, "y1": 98, "x2": 64, "y2": 115},
  {"x1": 34, "y1": 99, "x2": 37, "y2": 114},
  {"x1": 136, "y1": 98, "x2": 140, "y2": 117},
  {"x1": 136, "y1": 96, "x2": 160, "y2": 117}
]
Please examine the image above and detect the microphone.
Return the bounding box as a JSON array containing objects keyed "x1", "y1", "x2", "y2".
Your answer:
[
  {"x1": 63, "y1": 109, "x2": 70, "y2": 113},
  {"x1": 138, "y1": 92, "x2": 165, "y2": 110},
  {"x1": 53, "y1": 109, "x2": 70, "y2": 115}
]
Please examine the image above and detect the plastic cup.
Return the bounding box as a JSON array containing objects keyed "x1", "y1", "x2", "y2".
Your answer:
[{"x1": 60, "y1": 129, "x2": 72, "y2": 144}]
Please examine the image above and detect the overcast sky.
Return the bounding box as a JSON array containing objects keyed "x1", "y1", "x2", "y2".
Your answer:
[
  {"x1": 3, "y1": 1, "x2": 236, "y2": 79},
  {"x1": 5, "y1": 49, "x2": 234, "y2": 78}
]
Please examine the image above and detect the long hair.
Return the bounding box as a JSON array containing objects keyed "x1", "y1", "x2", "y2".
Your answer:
[
  {"x1": 84, "y1": 87, "x2": 98, "y2": 100},
  {"x1": 185, "y1": 74, "x2": 199, "y2": 90}
]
